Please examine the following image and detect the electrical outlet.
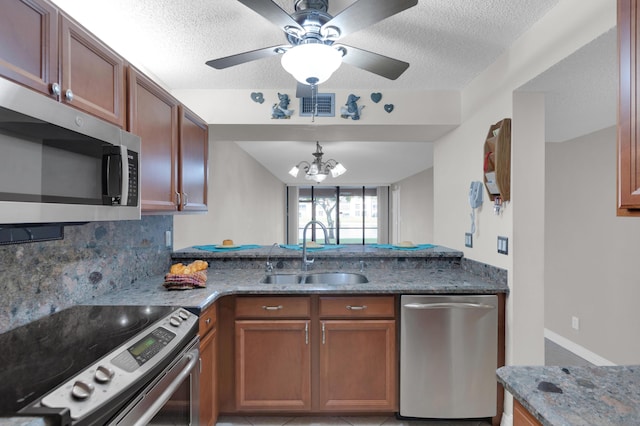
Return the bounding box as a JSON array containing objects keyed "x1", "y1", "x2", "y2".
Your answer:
[
  {"x1": 465, "y1": 232, "x2": 473, "y2": 248},
  {"x1": 165, "y1": 230, "x2": 172, "y2": 248},
  {"x1": 497, "y1": 236, "x2": 508, "y2": 255},
  {"x1": 572, "y1": 316, "x2": 580, "y2": 330}
]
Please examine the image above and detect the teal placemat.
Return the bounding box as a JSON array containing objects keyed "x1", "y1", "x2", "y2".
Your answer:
[
  {"x1": 194, "y1": 244, "x2": 261, "y2": 252},
  {"x1": 281, "y1": 244, "x2": 345, "y2": 251},
  {"x1": 370, "y1": 243, "x2": 436, "y2": 250}
]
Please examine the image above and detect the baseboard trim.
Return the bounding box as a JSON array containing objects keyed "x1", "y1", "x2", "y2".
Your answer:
[
  {"x1": 500, "y1": 412, "x2": 513, "y2": 426},
  {"x1": 544, "y1": 328, "x2": 616, "y2": 366}
]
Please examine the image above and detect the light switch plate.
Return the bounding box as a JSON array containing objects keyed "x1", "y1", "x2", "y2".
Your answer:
[
  {"x1": 465, "y1": 232, "x2": 473, "y2": 248},
  {"x1": 497, "y1": 236, "x2": 508, "y2": 255}
]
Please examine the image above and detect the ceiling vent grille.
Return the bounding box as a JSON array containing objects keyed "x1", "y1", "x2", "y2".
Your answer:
[{"x1": 299, "y1": 93, "x2": 335, "y2": 117}]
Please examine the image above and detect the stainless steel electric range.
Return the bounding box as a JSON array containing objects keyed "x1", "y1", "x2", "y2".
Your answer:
[{"x1": 0, "y1": 304, "x2": 200, "y2": 425}]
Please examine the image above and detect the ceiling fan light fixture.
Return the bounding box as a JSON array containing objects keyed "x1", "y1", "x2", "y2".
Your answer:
[{"x1": 281, "y1": 43, "x2": 342, "y2": 85}]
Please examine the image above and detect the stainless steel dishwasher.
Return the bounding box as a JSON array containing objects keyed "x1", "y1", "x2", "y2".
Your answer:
[{"x1": 400, "y1": 295, "x2": 498, "y2": 419}]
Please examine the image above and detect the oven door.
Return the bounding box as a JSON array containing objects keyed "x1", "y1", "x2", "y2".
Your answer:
[{"x1": 109, "y1": 337, "x2": 200, "y2": 426}]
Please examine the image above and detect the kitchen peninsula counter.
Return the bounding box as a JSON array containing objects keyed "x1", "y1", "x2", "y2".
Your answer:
[{"x1": 497, "y1": 365, "x2": 640, "y2": 426}]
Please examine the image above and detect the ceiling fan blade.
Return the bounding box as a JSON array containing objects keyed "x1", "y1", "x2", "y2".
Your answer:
[
  {"x1": 238, "y1": 0, "x2": 303, "y2": 33},
  {"x1": 296, "y1": 82, "x2": 313, "y2": 98},
  {"x1": 322, "y1": 0, "x2": 418, "y2": 40},
  {"x1": 335, "y1": 44, "x2": 409, "y2": 80},
  {"x1": 205, "y1": 45, "x2": 290, "y2": 69}
]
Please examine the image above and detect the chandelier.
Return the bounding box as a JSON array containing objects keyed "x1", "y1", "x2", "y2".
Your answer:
[{"x1": 288, "y1": 142, "x2": 347, "y2": 183}]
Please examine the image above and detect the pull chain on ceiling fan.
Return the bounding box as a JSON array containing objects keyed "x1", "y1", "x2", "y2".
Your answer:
[{"x1": 205, "y1": 0, "x2": 417, "y2": 94}]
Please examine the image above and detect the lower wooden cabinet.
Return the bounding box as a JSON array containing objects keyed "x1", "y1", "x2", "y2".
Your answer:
[
  {"x1": 199, "y1": 303, "x2": 218, "y2": 426},
  {"x1": 319, "y1": 320, "x2": 396, "y2": 411},
  {"x1": 513, "y1": 399, "x2": 542, "y2": 426},
  {"x1": 230, "y1": 295, "x2": 397, "y2": 414},
  {"x1": 235, "y1": 320, "x2": 311, "y2": 411}
]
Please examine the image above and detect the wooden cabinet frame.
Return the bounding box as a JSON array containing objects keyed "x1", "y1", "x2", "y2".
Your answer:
[{"x1": 618, "y1": 0, "x2": 640, "y2": 215}]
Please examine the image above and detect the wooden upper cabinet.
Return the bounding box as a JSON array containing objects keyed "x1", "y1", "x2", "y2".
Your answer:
[
  {"x1": 618, "y1": 0, "x2": 640, "y2": 215},
  {"x1": 59, "y1": 13, "x2": 126, "y2": 127},
  {"x1": 179, "y1": 105, "x2": 209, "y2": 212},
  {"x1": 127, "y1": 67, "x2": 180, "y2": 212},
  {"x1": 0, "y1": 0, "x2": 125, "y2": 127},
  {"x1": 0, "y1": 0, "x2": 58, "y2": 96}
]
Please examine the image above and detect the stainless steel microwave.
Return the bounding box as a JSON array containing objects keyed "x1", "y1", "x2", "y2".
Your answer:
[{"x1": 0, "y1": 78, "x2": 140, "y2": 224}]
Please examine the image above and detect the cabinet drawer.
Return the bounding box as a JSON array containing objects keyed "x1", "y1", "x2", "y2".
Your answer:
[
  {"x1": 319, "y1": 296, "x2": 395, "y2": 318},
  {"x1": 199, "y1": 303, "x2": 217, "y2": 337},
  {"x1": 236, "y1": 296, "x2": 310, "y2": 318}
]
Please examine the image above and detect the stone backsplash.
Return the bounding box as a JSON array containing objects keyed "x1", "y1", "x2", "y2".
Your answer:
[{"x1": 0, "y1": 216, "x2": 173, "y2": 334}]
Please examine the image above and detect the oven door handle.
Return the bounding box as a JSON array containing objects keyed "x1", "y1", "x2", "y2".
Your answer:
[{"x1": 132, "y1": 348, "x2": 199, "y2": 426}]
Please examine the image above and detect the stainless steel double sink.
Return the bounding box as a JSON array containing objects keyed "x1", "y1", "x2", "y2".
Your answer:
[{"x1": 260, "y1": 272, "x2": 369, "y2": 285}]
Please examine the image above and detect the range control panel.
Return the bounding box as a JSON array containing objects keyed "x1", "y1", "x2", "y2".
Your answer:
[{"x1": 38, "y1": 308, "x2": 197, "y2": 420}]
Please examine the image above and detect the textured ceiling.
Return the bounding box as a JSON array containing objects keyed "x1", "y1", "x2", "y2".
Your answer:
[
  {"x1": 51, "y1": 0, "x2": 560, "y2": 91},
  {"x1": 49, "y1": 0, "x2": 615, "y2": 185}
]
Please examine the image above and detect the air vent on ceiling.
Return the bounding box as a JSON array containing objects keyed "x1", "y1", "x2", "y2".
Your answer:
[{"x1": 299, "y1": 93, "x2": 335, "y2": 117}]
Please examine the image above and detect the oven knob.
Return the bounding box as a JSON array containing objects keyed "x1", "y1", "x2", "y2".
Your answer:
[
  {"x1": 179, "y1": 310, "x2": 189, "y2": 320},
  {"x1": 71, "y1": 380, "x2": 95, "y2": 400},
  {"x1": 94, "y1": 365, "x2": 115, "y2": 383},
  {"x1": 169, "y1": 316, "x2": 182, "y2": 327}
]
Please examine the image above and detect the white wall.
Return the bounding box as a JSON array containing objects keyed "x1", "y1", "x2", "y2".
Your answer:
[
  {"x1": 545, "y1": 126, "x2": 640, "y2": 365},
  {"x1": 393, "y1": 168, "x2": 434, "y2": 244},
  {"x1": 173, "y1": 137, "x2": 286, "y2": 249}
]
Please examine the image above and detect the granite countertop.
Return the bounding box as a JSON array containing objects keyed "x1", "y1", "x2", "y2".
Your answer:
[
  {"x1": 85, "y1": 265, "x2": 508, "y2": 313},
  {"x1": 497, "y1": 365, "x2": 640, "y2": 425},
  {"x1": 82, "y1": 244, "x2": 506, "y2": 312}
]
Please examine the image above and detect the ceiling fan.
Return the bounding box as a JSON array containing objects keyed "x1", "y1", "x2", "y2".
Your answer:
[{"x1": 205, "y1": 0, "x2": 418, "y2": 95}]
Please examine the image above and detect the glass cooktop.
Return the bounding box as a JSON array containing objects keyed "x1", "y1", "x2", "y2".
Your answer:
[{"x1": 0, "y1": 305, "x2": 177, "y2": 414}]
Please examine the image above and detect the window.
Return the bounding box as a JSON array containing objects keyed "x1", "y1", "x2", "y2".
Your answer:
[{"x1": 293, "y1": 186, "x2": 382, "y2": 244}]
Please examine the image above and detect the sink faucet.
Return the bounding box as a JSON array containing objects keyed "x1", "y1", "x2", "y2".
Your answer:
[
  {"x1": 265, "y1": 242, "x2": 279, "y2": 274},
  {"x1": 301, "y1": 220, "x2": 329, "y2": 272}
]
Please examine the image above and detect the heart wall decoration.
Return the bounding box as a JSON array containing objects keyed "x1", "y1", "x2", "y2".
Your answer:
[
  {"x1": 250, "y1": 92, "x2": 264, "y2": 104},
  {"x1": 370, "y1": 92, "x2": 382, "y2": 103},
  {"x1": 384, "y1": 104, "x2": 394, "y2": 113}
]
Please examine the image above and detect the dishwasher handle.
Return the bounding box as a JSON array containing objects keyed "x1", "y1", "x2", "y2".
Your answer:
[{"x1": 403, "y1": 302, "x2": 495, "y2": 310}]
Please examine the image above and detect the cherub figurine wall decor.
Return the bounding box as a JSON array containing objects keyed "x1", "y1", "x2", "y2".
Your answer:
[
  {"x1": 271, "y1": 93, "x2": 294, "y2": 119},
  {"x1": 340, "y1": 94, "x2": 364, "y2": 120}
]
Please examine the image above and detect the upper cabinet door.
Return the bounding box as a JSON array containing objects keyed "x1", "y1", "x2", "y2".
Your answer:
[
  {"x1": 128, "y1": 67, "x2": 180, "y2": 212},
  {"x1": 59, "y1": 13, "x2": 126, "y2": 128},
  {"x1": 618, "y1": 0, "x2": 640, "y2": 214},
  {"x1": 0, "y1": 0, "x2": 58, "y2": 96},
  {"x1": 179, "y1": 105, "x2": 209, "y2": 212}
]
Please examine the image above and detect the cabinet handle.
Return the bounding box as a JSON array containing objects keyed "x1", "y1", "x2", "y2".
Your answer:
[
  {"x1": 322, "y1": 322, "x2": 325, "y2": 345},
  {"x1": 182, "y1": 192, "x2": 188, "y2": 207},
  {"x1": 346, "y1": 305, "x2": 367, "y2": 311},
  {"x1": 51, "y1": 83, "x2": 61, "y2": 96},
  {"x1": 305, "y1": 322, "x2": 309, "y2": 345},
  {"x1": 65, "y1": 89, "x2": 74, "y2": 102},
  {"x1": 176, "y1": 192, "x2": 181, "y2": 207},
  {"x1": 261, "y1": 305, "x2": 283, "y2": 311},
  {"x1": 205, "y1": 318, "x2": 211, "y2": 325}
]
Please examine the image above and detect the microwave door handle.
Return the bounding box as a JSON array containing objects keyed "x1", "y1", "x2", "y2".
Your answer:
[
  {"x1": 119, "y1": 145, "x2": 129, "y2": 206},
  {"x1": 103, "y1": 149, "x2": 122, "y2": 203},
  {"x1": 131, "y1": 348, "x2": 199, "y2": 426}
]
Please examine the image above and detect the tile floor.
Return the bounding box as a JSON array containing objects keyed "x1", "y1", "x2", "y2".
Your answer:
[{"x1": 216, "y1": 340, "x2": 588, "y2": 426}]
